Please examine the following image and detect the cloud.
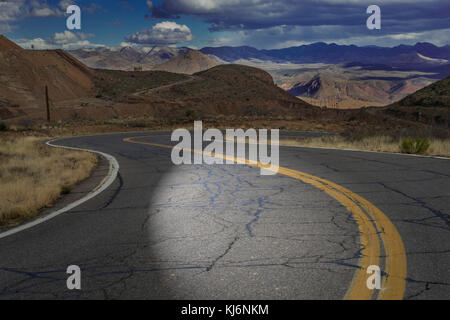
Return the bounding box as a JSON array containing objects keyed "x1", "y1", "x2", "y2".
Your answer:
[
  {"x1": 58, "y1": 0, "x2": 75, "y2": 10},
  {"x1": 15, "y1": 31, "x2": 104, "y2": 50},
  {"x1": 147, "y1": 0, "x2": 450, "y2": 47},
  {"x1": 0, "y1": 0, "x2": 64, "y2": 22},
  {"x1": 208, "y1": 37, "x2": 234, "y2": 46},
  {"x1": 125, "y1": 21, "x2": 193, "y2": 45},
  {"x1": 28, "y1": 0, "x2": 64, "y2": 17},
  {"x1": 48, "y1": 30, "x2": 93, "y2": 45},
  {"x1": 0, "y1": 0, "x2": 25, "y2": 22},
  {"x1": 0, "y1": 0, "x2": 25, "y2": 32},
  {"x1": 236, "y1": 26, "x2": 450, "y2": 49},
  {"x1": 145, "y1": 0, "x2": 179, "y2": 19}
]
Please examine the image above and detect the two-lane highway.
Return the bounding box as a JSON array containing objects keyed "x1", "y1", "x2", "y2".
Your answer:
[{"x1": 0, "y1": 131, "x2": 448, "y2": 299}]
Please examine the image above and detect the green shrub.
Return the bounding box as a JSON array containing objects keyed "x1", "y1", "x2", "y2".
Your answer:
[
  {"x1": 0, "y1": 122, "x2": 8, "y2": 132},
  {"x1": 400, "y1": 137, "x2": 431, "y2": 155}
]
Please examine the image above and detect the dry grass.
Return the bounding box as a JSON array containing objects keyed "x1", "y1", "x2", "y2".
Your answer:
[
  {"x1": 0, "y1": 137, "x2": 97, "y2": 227},
  {"x1": 279, "y1": 135, "x2": 450, "y2": 157}
]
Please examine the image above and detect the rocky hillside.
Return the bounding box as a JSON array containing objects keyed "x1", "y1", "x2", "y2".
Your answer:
[
  {"x1": 397, "y1": 76, "x2": 450, "y2": 107},
  {"x1": 287, "y1": 74, "x2": 433, "y2": 109},
  {"x1": 382, "y1": 76, "x2": 450, "y2": 129}
]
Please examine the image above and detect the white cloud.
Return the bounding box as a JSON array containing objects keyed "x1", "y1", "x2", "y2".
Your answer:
[
  {"x1": 58, "y1": 0, "x2": 75, "y2": 10},
  {"x1": 49, "y1": 30, "x2": 93, "y2": 45},
  {"x1": 15, "y1": 31, "x2": 104, "y2": 50},
  {"x1": 0, "y1": 0, "x2": 64, "y2": 30},
  {"x1": 125, "y1": 21, "x2": 193, "y2": 45},
  {"x1": 0, "y1": 0, "x2": 24, "y2": 22},
  {"x1": 208, "y1": 37, "x2": 234, "y2": 46},
  {"x1": 0, "y1": 0, "x2": 25, "y2": 31},
  {"x1": 28, "y1": 0, "x2": 64, "y2": 17}
]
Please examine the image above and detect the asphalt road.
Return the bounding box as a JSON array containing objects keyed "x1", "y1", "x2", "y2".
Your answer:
[{"x1": 0, "y1": 131, "x2": 449, "y2": 300}]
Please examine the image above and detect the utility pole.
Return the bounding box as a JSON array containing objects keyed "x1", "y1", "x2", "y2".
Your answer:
[{"x1": 45, "y1": 85, "x2": 50, "y2": 122}]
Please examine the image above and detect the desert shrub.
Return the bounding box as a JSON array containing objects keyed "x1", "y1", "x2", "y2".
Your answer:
[
  {"x1": 0, "y1": 122, "x2": 8, "y2": 131},
  {"x1": 400, "y1": 137, "x2": 431, "y2": 155},
  {"x1": 185, "y1": 109, "x2": 196, "y2": 119},
  {"x1": 127, "y1": 120, "x2": 148, "y2": 128},
  {"x1": 61, "y1": 185, "x2": 72, "y2": 195}
]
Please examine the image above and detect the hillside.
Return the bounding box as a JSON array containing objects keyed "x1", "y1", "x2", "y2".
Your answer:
[
  {"x1": 152, "y1": 50, "x2": 219, "y2": 75},
  {"x1": 138, "y1": 64, "x2": 315, "y2": 118},
  {"x1": 382, "y1": 76, "x2": 450, "y2": 129},
  {"x1": 397, "y1": 76, "x2": 450, "y2": 107},
  {"x1": 286, "y1": 74, "x2": 433, "y2": 109},
  {"x1": 0, "y1": 36, "x2": 316, "y2": 122},
  {"x1": 0, "y1": 35, "x2": 23, "y2": 51},
  {"x1": 0, "y1": 45, "x2": 94, "y2": 109}
]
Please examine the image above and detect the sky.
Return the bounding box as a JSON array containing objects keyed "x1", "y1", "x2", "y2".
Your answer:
[{"x1": 0, "y1": 0, "x2": 449, "y2": 50}]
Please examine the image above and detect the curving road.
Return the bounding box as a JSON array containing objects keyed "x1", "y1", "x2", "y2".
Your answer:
[{"x1": 0, "y1": 131, "x2": 449, "y2": 300}]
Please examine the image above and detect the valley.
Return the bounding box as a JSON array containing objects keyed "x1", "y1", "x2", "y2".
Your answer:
[
  {"x1": 0, "y1": 34, "x2": 448, "y2": 139},
  {"x1": 66, "y1": 41, "x2": 450, "y2": 110}
]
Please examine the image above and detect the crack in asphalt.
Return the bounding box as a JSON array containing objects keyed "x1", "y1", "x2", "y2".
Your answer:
[
  {"x1": 206, "y1": 236, "x2": 240, "y2": 272},
  {"x1": 378, "y1": 182, "x2": 450, "y2": 229},
  {"x1": 101, "y1": 172, "x2": 124, "y2": 209}
]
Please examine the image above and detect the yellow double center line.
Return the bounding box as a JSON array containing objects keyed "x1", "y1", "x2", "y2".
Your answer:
[{"x1": 124, "y1": 136, "x2": 407, "y2": 300}]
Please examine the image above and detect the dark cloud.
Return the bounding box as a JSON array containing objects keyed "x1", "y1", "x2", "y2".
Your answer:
[
  {"x1": 146, "y1": 0, "x2": 450, "y2": 34},
  {"x1": 145, "y1": 0, "x2": 178, "y2": 19},
  {"x1": 144, "y1": 0, "x2": 449, "y2": 48}
]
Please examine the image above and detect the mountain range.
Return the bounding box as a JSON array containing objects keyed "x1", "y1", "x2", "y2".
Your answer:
[
  {"x1": 68, "y1": 42, "x2": 450, "y2": 73},
  {"x1": 69, "y1": 46, "x2": 191, "y2": 71},
  {"x1": 201, "y1": 42, "x2": 450, "y2": 68}
]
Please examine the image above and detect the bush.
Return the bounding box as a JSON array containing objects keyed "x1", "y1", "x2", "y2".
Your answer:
[
  {"x1": 400, "y1": 137, "x2": 431, "y2": 155},
  {"x1": 0, "y1": 122, "x2": 8, "y2": 132},
  {"x1": 185, "y1": 109, "x2": 196, "y2": 119}
]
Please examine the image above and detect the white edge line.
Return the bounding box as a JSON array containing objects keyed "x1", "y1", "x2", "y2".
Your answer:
[{"x1": 0, "y1": 138, "x2": 120, "y2": 240}]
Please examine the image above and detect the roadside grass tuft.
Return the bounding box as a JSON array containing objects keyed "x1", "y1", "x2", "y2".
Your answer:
[
  {"x1": 279, "y1": 135, "x2": 449, "y2": 157},
  {"x1": 400, "y1": 137, "x2": 431, "y2": 155}
]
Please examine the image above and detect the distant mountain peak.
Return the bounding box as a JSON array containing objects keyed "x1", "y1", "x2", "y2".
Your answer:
[{"x1": 152, "y1": 50, "x2": 218, "y2": 74}]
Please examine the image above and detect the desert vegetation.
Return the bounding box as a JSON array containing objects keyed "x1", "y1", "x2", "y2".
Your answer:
[
  {"x1": 94, "y1": 69, "x2": 188, "y2": 101},
  {"x1": 279, "y1": 135, "x2": 449, "y2": 157},
  {"x1": 0, "y1": 137, "x2": 97, "y2": 227}
]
